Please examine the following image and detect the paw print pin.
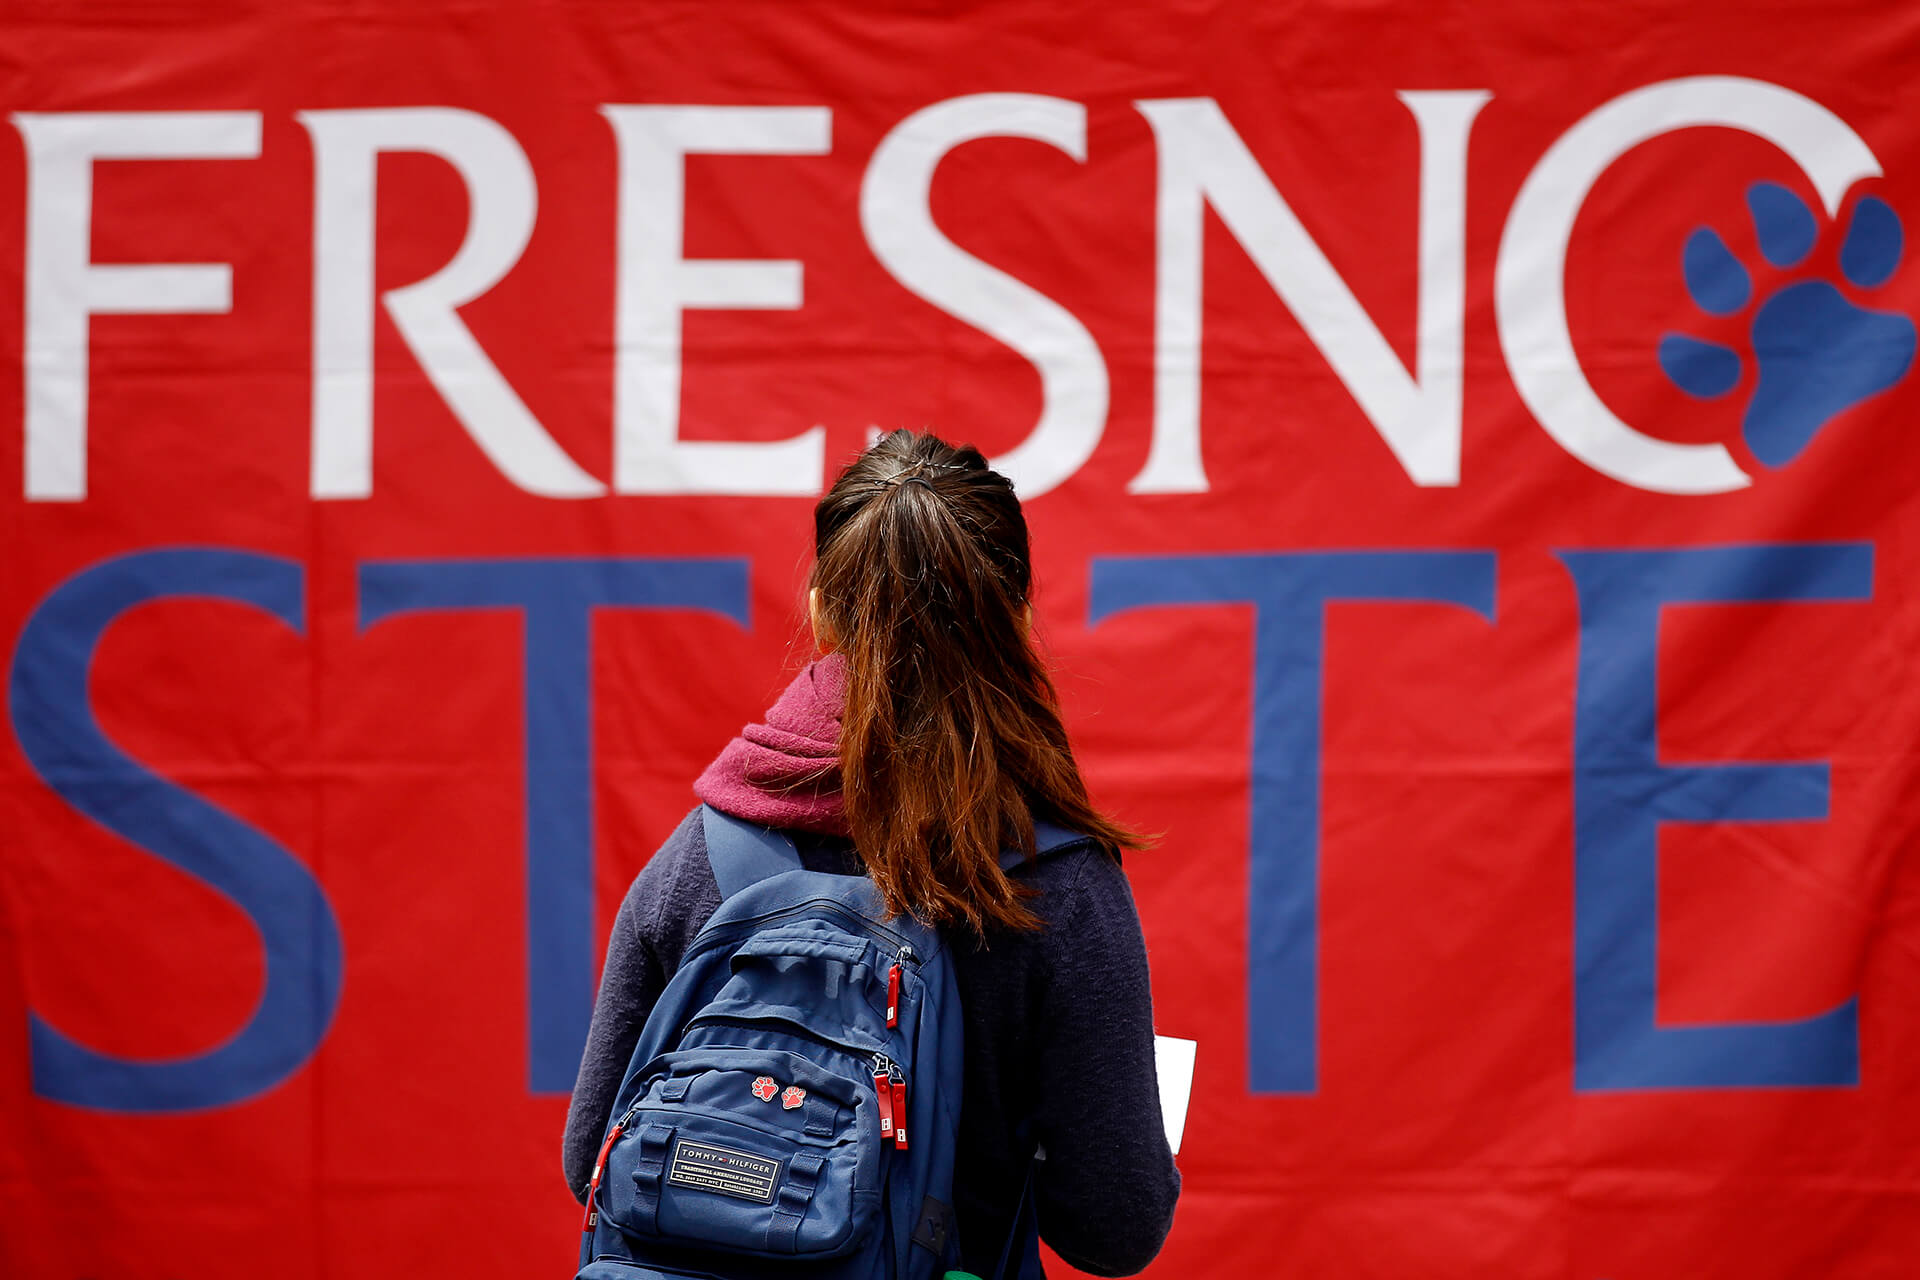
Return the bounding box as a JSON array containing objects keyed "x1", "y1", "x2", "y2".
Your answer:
[
  {"x1": 1659, "y1": 181, "x2": 1916, "y2": 468},
  {"x1": 751, "y1": 1076, "x2": 778, "y2": 1102}
]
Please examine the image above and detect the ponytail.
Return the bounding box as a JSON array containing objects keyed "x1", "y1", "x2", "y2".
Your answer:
[{"x1": 809, "y1": 430, "x2": 1142, "y2": 934}]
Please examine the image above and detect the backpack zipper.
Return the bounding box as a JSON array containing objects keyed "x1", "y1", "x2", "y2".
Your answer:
[
  {"x1": 871, "y1": 1053, "x2": 896, "y2": 1139},
  {"x1": 681, "y1": 898, "x2": 924, "y2": 965},
  {"x1": 869, "y1": 1053, "x2": 909, "y2": 1150},
  {"x1": 886, "y1": 1060, "x2": 908, "y2": 1150},
  {"x1": 582, "y1": 1101, "x2": 643, "y2": 1231}
]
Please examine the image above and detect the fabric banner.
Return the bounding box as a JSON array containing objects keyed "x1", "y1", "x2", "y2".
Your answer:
[{"x1": 4, "y1": 2, "x2": 1919, "y2": 1276}]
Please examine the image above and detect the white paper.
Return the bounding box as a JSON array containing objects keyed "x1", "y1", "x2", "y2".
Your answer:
[{"x1": 1154, "y1": 1035, "x2": 1197, "y2": 1155}]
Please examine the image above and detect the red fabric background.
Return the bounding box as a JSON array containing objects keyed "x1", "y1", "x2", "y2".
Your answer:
[{"x1": 4, "y1": 3, "x2": 1920, "y2": 1277}]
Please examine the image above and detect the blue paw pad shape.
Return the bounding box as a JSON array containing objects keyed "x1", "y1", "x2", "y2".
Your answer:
[{"x1": 1658, "y1": 182, "x2": 1916, "y2": 469}]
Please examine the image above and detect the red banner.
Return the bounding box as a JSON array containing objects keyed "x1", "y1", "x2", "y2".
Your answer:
[{"x1": 5, "y1": 3, "x2": 1920, "y2": 1277}]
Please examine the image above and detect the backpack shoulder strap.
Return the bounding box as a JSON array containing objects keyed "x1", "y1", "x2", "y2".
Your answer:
[{"x1": 701, "y1": 804, "x2": 803, "y2": 899}]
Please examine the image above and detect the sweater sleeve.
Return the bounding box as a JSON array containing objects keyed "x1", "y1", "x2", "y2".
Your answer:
[
  {"x1": 561, "y1": 881, "x2": 665, "y2": 1203},
  {"x1": 1030, "y1": 853, "x2": 1182, "y2": 1275}
]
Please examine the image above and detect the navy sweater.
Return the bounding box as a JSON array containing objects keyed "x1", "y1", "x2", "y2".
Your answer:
[{"x1": 562, "y1": 806, "x2": 1181, "y2": 1276}]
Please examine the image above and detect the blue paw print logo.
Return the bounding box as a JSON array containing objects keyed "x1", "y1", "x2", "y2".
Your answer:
[{"x1": 1658, "y1": 182, "x2": 1916, "y2": 468}]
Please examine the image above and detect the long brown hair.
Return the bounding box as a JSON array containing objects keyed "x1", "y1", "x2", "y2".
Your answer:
[{"x1": 810, "y1": 429, "x2": 1141, "y2": 934}]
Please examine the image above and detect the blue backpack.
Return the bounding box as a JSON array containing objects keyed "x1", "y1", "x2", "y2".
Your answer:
[{"x1": 576, "y1": 805, "x2": 1082, "y2": 1280}]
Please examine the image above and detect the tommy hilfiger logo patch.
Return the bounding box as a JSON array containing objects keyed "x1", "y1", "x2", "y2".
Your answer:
[{"x1": 667, "y1": 1140, "x2": 780, "y2": 1204}]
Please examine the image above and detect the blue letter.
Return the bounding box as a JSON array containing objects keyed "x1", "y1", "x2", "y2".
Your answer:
[
  {"x1": 358, "y1": 558, "x2": 750, "y2": 1092},
  {"x1": 1558, "y1": 544, "x2": 1871, "y2": 1090},
  {"x1": 8, "y1": 549, "x2": 343, "y2": 1111},
  {"x1": 1090, "y1": 552, "x2": 1495, "y2": 1093}
]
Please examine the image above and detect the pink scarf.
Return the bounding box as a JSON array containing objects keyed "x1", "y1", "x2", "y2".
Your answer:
[{"x1": 693, "y1": 654, "x2": 851, "y2": 835}]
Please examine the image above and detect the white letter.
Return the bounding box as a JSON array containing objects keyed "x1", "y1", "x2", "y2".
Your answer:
[
  {"x1": 1496, "y1": 77, "x2": 1880, "y2": 494},
  {"x1": 1132, "y1": 93, "x2": 1488, "y2": 492},
  {"x1": 14, "y1": 112, "x2": 260, "y2": 501},
  {"x1": 601, "y1": 106, "x2": 829, "y2": 494},
  {"x1": 297, "y1": 108, "x2": 603, "y2": 499},
  {"x1": 861, "y1": 94, "x2": 1107, "y2": 500}
]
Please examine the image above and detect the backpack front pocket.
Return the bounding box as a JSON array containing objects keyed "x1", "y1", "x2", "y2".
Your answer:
[
  {"x1": 598, "y1": 1049, "x2": 879, "y2": 1260},
  {"x1": 692, "y1": 923, "x2": 896, "y2": 1053}
]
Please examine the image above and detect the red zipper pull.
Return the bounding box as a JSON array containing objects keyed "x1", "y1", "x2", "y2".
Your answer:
[
  {"x1": 582, "y1": 1121, "x2": 624, "y2": 1231},
  {"x1": 873, "y1": 1063, "x2": 895, "y2": 1139},
  {"x1": 886, "y1": 963, "x2": 902, "y2": 1028},
  {"x1": 890, "y1": 1075, "x2": 909, "y2": 1150}
]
